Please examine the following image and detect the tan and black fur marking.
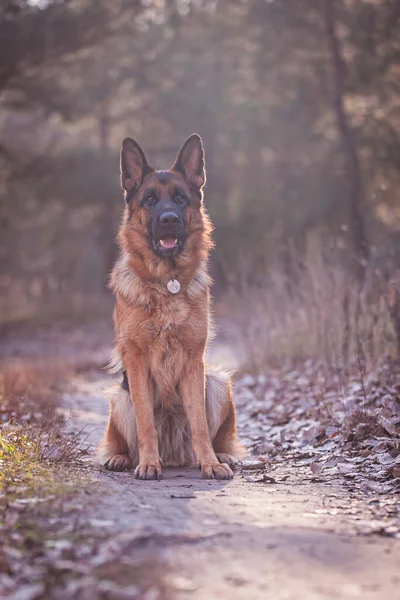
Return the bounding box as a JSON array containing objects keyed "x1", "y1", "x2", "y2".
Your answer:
[{"x1": 96, "y1": 134, "x2": 244, "y2": 480}]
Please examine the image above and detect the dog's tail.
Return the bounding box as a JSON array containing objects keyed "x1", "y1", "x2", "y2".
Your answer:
[
  {"x1": 107, "y1": 347, "x2": 123, "y2": 374},
  {"x1": 206, "y1": 367, "x2": 246, "y2": 460}
]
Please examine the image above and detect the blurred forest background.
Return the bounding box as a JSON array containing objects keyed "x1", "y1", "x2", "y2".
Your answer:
[{"x1": 1, "y1": 0, "x2": 399, "y2": 368}]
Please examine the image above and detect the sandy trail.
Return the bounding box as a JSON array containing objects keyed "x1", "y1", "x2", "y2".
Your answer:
[{"x1": 61, "y1": 355, "x2": 400, "y2": 600}]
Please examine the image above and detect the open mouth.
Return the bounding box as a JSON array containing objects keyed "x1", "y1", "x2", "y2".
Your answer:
[
  {"x1": 160, "y1": 236, "x2": 178, "y2": 250},
  {"x1": 152, "y1": 235, "x2": 182, "y2": 254}
]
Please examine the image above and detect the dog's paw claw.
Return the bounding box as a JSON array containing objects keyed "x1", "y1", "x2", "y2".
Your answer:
[
  {"x1": 104, "y1": 454, "x2": 132, "y2": 472},
  {"x1": 134, "y1": 463, "x2": 162, "y2": 480},
  {"x1": 201, "y1": 462, "x2": 233, "y2": 480}
]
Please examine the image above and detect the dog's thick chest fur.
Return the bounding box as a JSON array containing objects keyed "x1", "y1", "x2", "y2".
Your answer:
[{"x1": 116, "y1": 290, "x2": 207, "y2": 403}]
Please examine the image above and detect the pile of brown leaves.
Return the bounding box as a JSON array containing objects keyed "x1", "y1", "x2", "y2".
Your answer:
[{"x1": 235, "y1": 360, "x2": 400, "y2": 495}]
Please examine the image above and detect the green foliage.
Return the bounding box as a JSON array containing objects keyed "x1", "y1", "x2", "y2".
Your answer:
[{"x1": 0, "y1": 425, "x2": 44, "y2": 492}]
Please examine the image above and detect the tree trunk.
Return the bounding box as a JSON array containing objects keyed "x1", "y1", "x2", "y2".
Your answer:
[{"x1": 324, "y1": 0, "x2": 369, "y2": 282}]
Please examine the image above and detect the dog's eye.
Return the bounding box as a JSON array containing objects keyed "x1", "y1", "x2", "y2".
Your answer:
[
  {"x1": 175, "y1": 194, "x2": 188, "y2": 206},
  {"x1": 144, "y1": 195, "x2": 155, "y2": 206}
]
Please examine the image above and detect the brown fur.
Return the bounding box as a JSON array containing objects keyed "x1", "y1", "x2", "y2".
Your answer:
[{"x1": 96, "y1": 134, "x2": 244, "y2": 480}]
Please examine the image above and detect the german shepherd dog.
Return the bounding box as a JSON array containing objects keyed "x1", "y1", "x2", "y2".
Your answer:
[{"x1": 97, "y1": 134, "x2": 243, "y2": 480}]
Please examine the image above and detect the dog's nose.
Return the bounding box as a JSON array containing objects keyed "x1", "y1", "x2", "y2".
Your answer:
[{"x1": 159, "y1": 212, "x2": 179, "y2": 226}]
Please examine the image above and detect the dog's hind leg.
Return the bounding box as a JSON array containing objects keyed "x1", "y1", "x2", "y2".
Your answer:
[
  {"x1": 206, "y1": 369, "x2": 245, "y2": 468},
  {"x1": 96, "y1": 386, "x2": 139, "y2": 471}
]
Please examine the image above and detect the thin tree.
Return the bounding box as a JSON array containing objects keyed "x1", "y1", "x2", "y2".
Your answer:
[{"x1": 324, "y1": 0, "x2": 369, "y2": 282}]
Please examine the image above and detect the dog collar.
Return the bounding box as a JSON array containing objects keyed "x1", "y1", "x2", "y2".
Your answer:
[{"x1": 134, "y1": 274, "x2": 186, "y2": 296}]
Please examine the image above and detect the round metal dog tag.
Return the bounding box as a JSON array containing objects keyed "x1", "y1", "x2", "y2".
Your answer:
[{"x1": 167, "y1": 279, "x2": 181, "y2": 294}]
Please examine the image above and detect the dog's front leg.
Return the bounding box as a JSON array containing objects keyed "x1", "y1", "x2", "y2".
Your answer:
[
  {"x1": 125, "y1": 357, "x2": 161, "y2": 480},
  {"x1": 181, "y1": 361, "x2": 233, "y2": 480}
]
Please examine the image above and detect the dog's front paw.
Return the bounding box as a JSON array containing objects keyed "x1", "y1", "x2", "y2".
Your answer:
[
  {"x1": 134, "y1": 462, "x2": 162, "y2": 480},
  {"x1": 201, "y1": 461, "x2": 233, "y2": 480},
  {"x1": 104, "y1": 454, "x2": 132, "y2": 472}
]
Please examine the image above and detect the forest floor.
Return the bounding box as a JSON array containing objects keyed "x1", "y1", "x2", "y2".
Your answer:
[{"x1": 1, "y1": 321, "x2": 400, "y2": 600}]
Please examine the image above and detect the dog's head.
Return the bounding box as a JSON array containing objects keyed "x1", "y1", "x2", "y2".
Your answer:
[{"x1": 119, "y1": 134, "x2": 210, "y2": 266}]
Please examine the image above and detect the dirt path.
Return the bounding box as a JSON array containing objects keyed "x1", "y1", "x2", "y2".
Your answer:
[{"x1": 61, "y1": 360, "x2": 400, "y2": 600}]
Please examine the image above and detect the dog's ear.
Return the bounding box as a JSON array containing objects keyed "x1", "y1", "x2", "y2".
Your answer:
[
  {"x1": 172, "y1": 134, "x2": 205, "y2": 190},
  {"x1": 120, "y1": 138, "x2": 154, "y2": 197}
]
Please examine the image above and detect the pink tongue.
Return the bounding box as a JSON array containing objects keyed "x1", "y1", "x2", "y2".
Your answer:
[{"x1": 160, "y1": 237, "x2": 177, "y2": 249}]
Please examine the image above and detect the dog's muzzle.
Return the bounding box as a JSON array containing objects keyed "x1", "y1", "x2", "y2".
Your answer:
[{"x1": 152, "y1": 210, "x2": 185, "y2": 255}]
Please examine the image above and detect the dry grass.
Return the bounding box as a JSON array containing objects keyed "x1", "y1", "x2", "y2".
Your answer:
[
  {"x1": 222, "y1": 246, "x2": 399, "y2": 373},
  {"x1": 0, "y1": 359, "x2": 87, "y2": 498},
  {"x1": 0, "y1": 359, "x2": 68, "y2": 422}
]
